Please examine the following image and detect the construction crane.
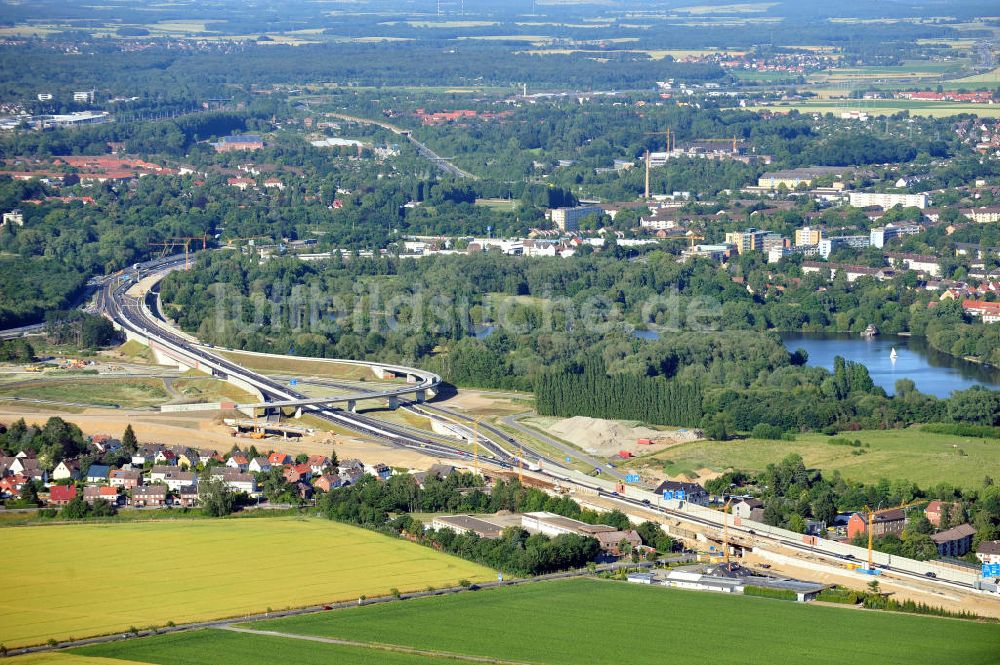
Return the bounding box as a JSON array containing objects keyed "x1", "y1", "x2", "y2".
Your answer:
[
  {"x1": 151, "y1": 235, "x2": 209, "y2": 270},
  {"x1": 645, "y1": 129, "x2": 674, "y2": 153},
  {"x1": 685, "y1": 231, "x2": 705, "y2": 247},
  {"x1": 861, "y1": 501, "x2": 923, "y2": 572}
]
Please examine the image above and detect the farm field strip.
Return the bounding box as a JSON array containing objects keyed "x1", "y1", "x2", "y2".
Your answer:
[
  {"x1": 248, "y1": 579, "x2": 1000, "y2": 665},
  {"x1": 0, "y1": 518, "x2": 492, "y2": 648},
  {"x1": 69, "y1": 630, "x2": 458, "y2": 665}
]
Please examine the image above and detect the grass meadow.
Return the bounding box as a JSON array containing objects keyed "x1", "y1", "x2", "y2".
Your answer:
[
  {"x1": 631, "y1": 428, "x2": 998, "y2": 489},
  {"x1": 0, "y1": 518, "x2": 491, "y2": 648}
]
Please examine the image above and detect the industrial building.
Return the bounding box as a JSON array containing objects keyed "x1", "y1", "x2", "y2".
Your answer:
[
  {"x1": 627, "y1": 569, "x2": 826, "y2": 602},
  {"x1": 548, "y1": 205, "x2": 602, "y2": 232},
  {"x1": 431, "y1": 515, "x2": 505, "y2": 539},
  {"x1": 213, "y1": 134, "x2": 265, "y2": 153},
  {"x1": 849, "y1": 192, "x2": 928, "y2": 210}
]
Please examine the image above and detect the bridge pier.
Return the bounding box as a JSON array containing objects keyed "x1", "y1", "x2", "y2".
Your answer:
[
  {"x1": 387, "y1": 396, "x2": 400, "y2": 410},
  {"x1": 406, "y1": 373, "x2": 418, "y2": 384},
  {"x1": 415, "y1": 389, "x2": 426, "y2": 403},
  {"x1": 294, "y1": 407, "x2": 303, "y2": 419},
  {"x1": 347, "y1": 400, "x2": 357, "y2": 413}
]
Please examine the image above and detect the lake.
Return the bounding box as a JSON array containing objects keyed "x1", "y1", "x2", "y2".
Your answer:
[{"x1": 780, "y1": 332, "x2": 1000, "y2": 398}]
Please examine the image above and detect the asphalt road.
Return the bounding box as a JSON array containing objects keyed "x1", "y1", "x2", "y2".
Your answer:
[{"x1": 498, "y1": 412, "x2": 625, "y2": 481}]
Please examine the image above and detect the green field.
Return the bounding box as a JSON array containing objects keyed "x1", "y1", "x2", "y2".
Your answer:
[
  {"x1": 0, "y1": 518, "x2": 492, "y2": 648},
  {"x1": 748, "y1": 101, "x2": 1000, "y2": 118},
  {"x1": 235, "y1": 579, "x2": 1000, "y2": 665},
  {"x1": 0, "y1": 378, "x2": 168, "y2": 408},
  {"x1": 68, "y1": 630, "x2": 457, "y2": 665},
  {"x1": 629, "y1": 428, "x2": 998, "y2": 489},
  {"x1": 217, "y1": 350, "x2": 378, "y2": 381}
]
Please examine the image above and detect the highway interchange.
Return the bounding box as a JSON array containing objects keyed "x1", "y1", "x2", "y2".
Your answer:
[{"x1": 93, "y1": 254, "x2": 991, "y2": 602}]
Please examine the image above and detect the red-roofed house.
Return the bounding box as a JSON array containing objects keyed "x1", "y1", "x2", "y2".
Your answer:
[
  {"x1": 267, "y1": 452, "x2": 290, "y2": 466},
  {"x1": 48, "y1": 485, "x2": 77, "y2": 506},
  {"x1": 962, "y1": 300, "x2": 1000, "y2": 323},
  {"x1": 83, "y1": 485, "x2": 120, "y2": 505}
]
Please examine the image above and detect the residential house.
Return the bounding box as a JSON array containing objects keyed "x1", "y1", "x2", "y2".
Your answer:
[
  {"x1": 312, "y1": 473, "x2": 343, "y2": 492},
  {"x1": 48, "y1": 485, "x2": 77, "y2": 506},
  {"x1": 83, "y1": 485, "x2": 119, "y2": 505},
  {"x1": 176, "y1": 485, "x2": 199, "y2": 508},
  {"x1": 199, "y1": 450, "x2": 223, "y2": 466},
  {"x1": 594, "y1": 529, "x2": 644, "y2": 556},
  {"x1": 365, "y1": 462, "x2": 392, "y2": 481},
  {"x1": 962, "y1": 300, "x2": 1000, "y2": 324},
  {"x1": 109, "y1": 468, "x2": 142, "y2": 489},
  {"x1": 307, "y1": 456, "x2": 332, "y2": 475},
  {"x1": 338, "y1": 467, "x2": 364, "y2": 486},
  {"x1": 226, "y1": 453, "x2": 250, "y2": 471},
  {"x1": 847, "y1": 509, "x2": 906, "y2": 540},
  {"x1": 132, "y1": 445, "x2": 163, "y2": 466},
  {"x1": 131, "y1": 484, "x2": 167, "y2": 507},
  {"x1": 267, "y1": 452, "x2": 290, "y2": 466},
  {"x1": 654, "y1": 481, "x2": 710, "y2": 506},
  {"x1": 89, "y1": 435, "x2": 120, "y2": 454},
  {"x1": 0, "y1": 474, "x2": 26, "y2": 498},
  {"x1": 283, "y1": 466, "x2": 303, "y2": 483},
  {"x1": 293, "y1": 480, "x2": 313, "y2": 500},
  {"x1": 976, "y1": 540, "x2": 1000, "y2": 565},
  {"x1": 213, "y1": 468, "x2": 258, "y2": 495},
  {"x1": 154, "y1": 449, "x2": 178, "y2": 466},
  {"x1": 9, "y1": 456, "x2": 44, "y2": 482},
  {"x1": 52, "y1": 460, "x2": 80, "y2": 481},
  {"x1": 931, "y1": 524, "x2": 976, "y2": 558},
  {"x1": 84, "y1": 464, "x2": 111, "y2": 484},
  {"x1": 924, "y1": 500, "x2": 961, "y2": 528},
  {"x1": 731, "y1": 498, "x2": 766, "y2": 522},
  {"x1": 150, "y1": 466, "x2": 197, "y2": 492},
  {"x1": 171, "y1": 447, "x2": 199, "y2": 470},
  {"x1": 248, "y1": 457, "x2": 271, "y2": 474}
]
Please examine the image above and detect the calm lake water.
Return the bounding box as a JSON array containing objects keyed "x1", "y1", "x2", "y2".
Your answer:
[{"x1": 779, "y1": 332, "x2": 1000, "y2": 398}]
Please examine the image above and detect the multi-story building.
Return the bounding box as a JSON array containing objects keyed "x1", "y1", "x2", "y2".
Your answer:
[
  {"x1": 72, "y1": 90, "x2": 95, "y2": 104},
  {"x1": 3, "y1": 210, "x2": 24, "y2": 226},
  {"x1": 961, "y1": 206, "x2": 1000, "y2": 224},
  {"x1": 818, "y1": 235, "x2": 870, "y2": 258},
  {"x1": 795, "y1": 226, "x2": 824, "y2": 246},
  {"x1": 870, "y1": 223, "x2": 921, "y2": 249},
  {"x1": 724, "y1": 228, "x2": 783, "y2": 254},
  {"x1": 548, "y1": 205, "x2": 602, "y2": 232},
  {"x1": 756, "y1": 167, "x2": 847, "y2": 190},
  {"x1": 849, "y1": 192, "x2": 928, "y2": 210}
]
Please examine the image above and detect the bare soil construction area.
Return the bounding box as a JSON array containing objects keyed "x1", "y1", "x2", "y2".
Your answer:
[
  {"x1": 524, "y1": 415, "x2": 703, "y2": 457},
  {"x1": 0, "y1": 405, "x2": 448, "y2": 470}
]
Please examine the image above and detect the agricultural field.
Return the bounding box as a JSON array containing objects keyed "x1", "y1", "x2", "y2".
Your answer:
[
  {"x1": 0, "y1": 518, "x2": 492, "y2": 648},
  {"x1": 629, "y1": 428, "x2": 998, "y2": 489},
  {"x1": 235, "y1": 579, "x2": 1000, "y2": 665},
  {"x1": 747, "y1": 101, "x2": 1000, "y2": 119}
]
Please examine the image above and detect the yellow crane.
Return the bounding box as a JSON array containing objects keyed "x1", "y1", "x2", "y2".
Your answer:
[
  {"x1": 686, "y1": 231, "x2": 705, "y2": 247},
  {"x1": 645, "y1": 129, "x2": 674, "y2": 153},
  {"x1": 863, "y1": 504, "x2": 875, "y2": 571}
]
